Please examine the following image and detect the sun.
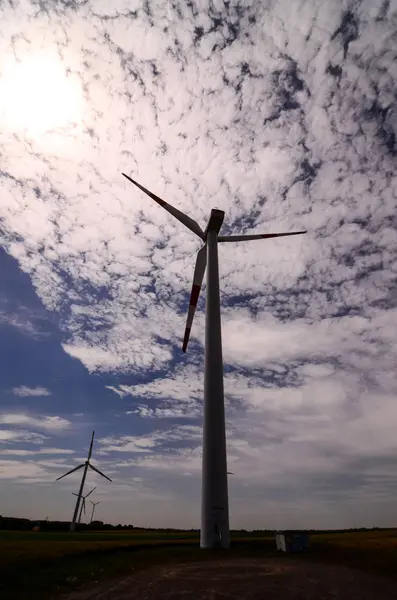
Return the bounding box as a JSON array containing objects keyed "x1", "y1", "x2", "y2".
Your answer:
[{"x1": 0, "y1": 52, "x2": 82, "y2": 137}]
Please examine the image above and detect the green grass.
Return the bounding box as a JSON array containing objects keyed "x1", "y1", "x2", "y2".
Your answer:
[
  {"x1": 0, "y1": 529, "x2": 199, "y2": 543},
  {"x1": 307, "y1": 529, "x2": 397, "y2": 582},
  {"x1": 0, "y1": 530, "x2": 269, "y2": 570},
  {"x1": 2, "y1": 530, "x2": 397, "y2": 600}
]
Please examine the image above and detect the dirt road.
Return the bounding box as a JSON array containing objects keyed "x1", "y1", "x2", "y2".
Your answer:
[{"x1": 64, "y1": 557, "x2": 397, "y2": 600}]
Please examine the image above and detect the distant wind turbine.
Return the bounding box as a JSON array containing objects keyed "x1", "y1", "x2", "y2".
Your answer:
[
  {"x1": 73, "y1": 487, "x2": 96, "y2": 524},
  {"x1": 122, "y1": 172, "x2": 306, "y2": 549},
  {"x1": 90, "y1": 500, "x2": 100, "y2": 523},
  {"x1": 56, "y1": 431, "x2": 111, "y2": 532}
]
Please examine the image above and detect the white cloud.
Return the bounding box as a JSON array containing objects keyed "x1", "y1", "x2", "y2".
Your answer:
[
  {"x1": 105, "y1": 386, "x2": 125, "y2": 398},
  {"x1": 0, "y1": 414, "x2": 71, "y2": 431},
  {"x1": 62, "y1": 344, "x2": 126, "y2": 373},
  {"x1": 11, "y1": 386, "x2": 51, "y2": 397},
  {"x1": 0, "y1": 448, "x2": 74, "y2": 456},
  {"x1": 98, "y1": 435, "x2": 157, "y2": 454},
  {"x1": 220, "y1": 310, "x2": 383, "y2": 369},
  {"x1": 0, "y1": 429, "x2": 47, "y2": 444},
  {"x1": 0, "y1": 459, "x2": 71, "y2": 481},
  {"x1": 0, "y1": 460, "x2": 48, "y2": 481},
  {"x1": 132, "y1": 405, "x2": 199, "y2": 419},
  {"x1": 98, "y1": 425, "x2": 202, "y2": 456},
  {"x1": 0, "y1": 309, "x2": 49, "y2": 338},
  {"x1": 123, "y1": 447, "x2": 203, "y2": 475},
  {"x1": 109, "y1": 365, "x2": 203, "y2": 402}
]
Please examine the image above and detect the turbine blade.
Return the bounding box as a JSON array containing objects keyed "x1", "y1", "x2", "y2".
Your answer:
[
  {"x1": 85, "y1": 487, "x2": 96, "y2": 499},
  {"x1": 122, "y1": 173, "x2": 204, "y2": 239},
  {"x1": 182, "y1": 245, "x2": 207, "y2": 353},
  {"x1": 89, "y1": 463, "x2": 112, "y2": 482},
  {"x1": 218, "y1": 231, "x2": 307, "y2": 242},
  {"x1": 56, "y1": 463, "x2": 85, "y2": 481},
  {"x1": 88, "y1": 430, "x2": 95, "y2": 461}
]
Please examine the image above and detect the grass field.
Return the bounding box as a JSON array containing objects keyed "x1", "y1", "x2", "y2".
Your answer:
[
  {"x1": 1, "y1": 529, "x2": 397, "y2": 599},
  {"x1": 0, "y1": 529, "x2": 200, "y2": 570},
  {"x1": 308, "y1": 529, "x2": 397, "y2": 583}
]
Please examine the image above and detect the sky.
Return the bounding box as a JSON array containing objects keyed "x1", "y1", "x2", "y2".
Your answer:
[{"x1": 0, "y1": 0, "x2": 396, "y2": 530}]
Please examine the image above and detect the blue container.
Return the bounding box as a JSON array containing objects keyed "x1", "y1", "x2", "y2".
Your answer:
[{"x1": 275, "y1": 531, "x2": 310, "y2": 552}]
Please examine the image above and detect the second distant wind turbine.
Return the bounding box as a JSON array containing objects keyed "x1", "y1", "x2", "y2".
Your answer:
[
  {"x1": 56, "y1": 431, "x2": 111, "y2": 532},
  {"x1": 73, "y1": 486, "x2": 96, "y2": 524},
  {"x1": 122, "y1": 172, "x2": 306, "y2": 549},
  {"x1": 90, "y1": 500, "x2": 100, "y2": 523}
]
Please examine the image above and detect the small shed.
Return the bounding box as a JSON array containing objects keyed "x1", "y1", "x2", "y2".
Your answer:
[{"x1": 275, "y1": 531, "x2": 310, "y2": 552}]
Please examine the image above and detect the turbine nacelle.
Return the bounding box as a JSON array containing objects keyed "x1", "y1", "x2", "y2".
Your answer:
[{"x1": 204, "y1": 209, "x2": 225, "y2": 237}]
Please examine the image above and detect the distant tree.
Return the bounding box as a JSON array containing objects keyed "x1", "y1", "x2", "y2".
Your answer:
[{"x1": 87, "y1": 520, "x2": 103, "y2": 529}]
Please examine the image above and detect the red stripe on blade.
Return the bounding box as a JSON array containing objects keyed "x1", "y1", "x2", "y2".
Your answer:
[
  {"x1": 190, "y1": 284, "x2": 201, "y2": 307},
  {"x1": 182, "y1": 328, "x2": 191, "y2": 353}
]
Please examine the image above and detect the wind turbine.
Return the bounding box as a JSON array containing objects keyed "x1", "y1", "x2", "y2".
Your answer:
[
  {"x1": 73, "y1": 487, "x2": 96, "y2": 524},
  {"x1": 56, "y1": 431, "x2": 111, "y2": 532},
  {"x1": 122, "y1": 172, "x2": 306, "y2": 549},
  {"x1": 90, "y1": 500, "x2": 100, "y2": 523}
]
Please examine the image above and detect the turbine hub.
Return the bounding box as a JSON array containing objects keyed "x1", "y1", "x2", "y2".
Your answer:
[{"x1": 205, "y1": 209, "x2": 224, "y2": 237}]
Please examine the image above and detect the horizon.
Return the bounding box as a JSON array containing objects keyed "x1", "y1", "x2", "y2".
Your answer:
[
  {"x1": 1, "y1": 1, "x2": 396, "y2": 531},
  {"x1": 2, "y1": 514, "x2": 394, "y2": 533}
]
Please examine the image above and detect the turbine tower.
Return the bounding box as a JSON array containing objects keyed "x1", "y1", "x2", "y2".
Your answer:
[
  {"x1": 90, "y1": 500, "x2": 100, "y2": 523},
  {"x1": 73, "y1": 487, "x2": 96, "y2": 524},
  {"x1": 56, "y1": 431, "x2": 111, "y2": 532},
  {"x1": 122, "y1": 172, "x2": 306, "y2": 549}
]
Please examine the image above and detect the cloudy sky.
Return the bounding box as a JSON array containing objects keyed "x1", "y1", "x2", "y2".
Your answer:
[{"x1": 0, "y1": 0, "x2": 396, "y2": 530}]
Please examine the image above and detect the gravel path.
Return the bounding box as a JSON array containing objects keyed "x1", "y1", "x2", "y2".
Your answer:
[{"x1": 63, "y1": 557, "x2": 397, "y2": 600}]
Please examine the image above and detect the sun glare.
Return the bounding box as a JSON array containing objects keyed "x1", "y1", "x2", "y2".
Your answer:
[{"x1": 0, "y1": 53, "x2": 82, "y2": 137}]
